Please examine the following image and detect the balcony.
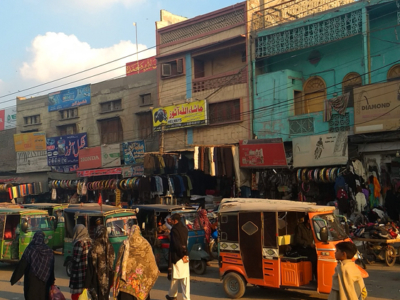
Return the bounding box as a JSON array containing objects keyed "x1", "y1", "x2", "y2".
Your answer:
[{"x1": 192, "y1": 68, "x2": 247, "y2": 93}]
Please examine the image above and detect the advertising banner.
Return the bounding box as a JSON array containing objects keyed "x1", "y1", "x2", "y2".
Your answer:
[
  {"x1": 102, "y1": 144, "x2": 121, "y2": 168},
  {"x1": 16, "y1": 151, "x2": 51, "y2": 173},
  {"x1": 354, "y1": 81, "x2": 400, "y2": 133},
  {"x1": 46, "y1": 133, "x2": 87, "y2": 169},
  {"x1": 14, "y1": 132, "x2": 47, "y2": 152},
  {"x1": 48, "y1": 84, "x2": 91, "y2": 112},
  {"x1": 122, "y1": 140, "x2": 145, "y2": 165},
  {"x1": 51, "y1": 165, "x2": 79, "y2": 173},
  {"x1": 126, "y1": 56, "x2": 157, "y2": 76},
  {"x1": 77, "y1": 167, "x2": 122, "y2": 177},
  {"x1": 292, "y1": 132, "x2": 348, "y2": 168},
  {"x1": 0, "y1": 110, "x2": 4, "y2": 131},
  {"x1": 121, "y1": 165, "x2": 144, "y2": 178},
  {"x1": 239, "y1": 139, "x2": 287, "y2": 168},
  {"x1": 152, "y1": 100, "x2": 207, "y2": 131},
  {"x1": 79, "y1": 146, "x2": 102, "y2": 170},
  {"x1": 4, "y1": 107, "x2": 16, "y2": 130}
]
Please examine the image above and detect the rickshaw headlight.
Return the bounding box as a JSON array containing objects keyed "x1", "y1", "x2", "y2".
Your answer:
[{"x1": 197, "y1": 245, "x2": 202, "y2": 251}]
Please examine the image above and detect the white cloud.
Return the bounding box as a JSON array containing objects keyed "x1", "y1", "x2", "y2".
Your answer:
[{"x1": 20, "y1": 32, "x2": 155, "y2": 87}]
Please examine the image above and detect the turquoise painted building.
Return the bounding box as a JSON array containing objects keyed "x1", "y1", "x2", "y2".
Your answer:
[{"x1": 252, "y1": 0, "x2": 400, "y2": 142}]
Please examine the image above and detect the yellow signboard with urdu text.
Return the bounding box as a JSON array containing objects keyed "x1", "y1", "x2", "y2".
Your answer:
[
  {"x1": 152, "y1": 100, "x2": 207, "y2": 131},
  {"x1": 14, "y1": 132, "x2": 47, "y2": 152}
]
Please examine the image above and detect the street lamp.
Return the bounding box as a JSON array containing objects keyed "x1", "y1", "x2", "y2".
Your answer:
[{"x1": 133, "y1": 22, "x2": 139, "y2": 74}]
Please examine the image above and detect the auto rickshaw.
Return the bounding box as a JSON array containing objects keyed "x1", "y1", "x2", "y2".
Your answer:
[
  {"x1": 0, "y1": 208, "x2": 54, "y2": 262},
  {"x1": 133, "y1": 204, "x2": 210, "y2": 275},
  {"x1": 22, "y1": 203, "x2": 68, "y2": 250},
  {"x1": 63, "y1": 204, "x2": 137, "y2": 276},
  {"x1": 218, "y1": 198, "x2": 369, "y2": 298}
]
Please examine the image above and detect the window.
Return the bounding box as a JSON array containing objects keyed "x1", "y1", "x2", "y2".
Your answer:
[
  {"x1": 387, "y1": 64, "x2": 400, "y2": 81},
  {"x1": 303, "y1": 77, "x2": 326, "y2": 114},
  {"x1": 137, "y1": 112, "x2": 153, "y2": 139},
  {"x1": 342, "y1": 72, "x2": 362, "y2": 107},
  {"x1": 294, "y1": 90, "x2": 302, "y2": 115},
  {"x1": 161, "y1": 58, "x2": 184, "y2": 78},
  {"x1": 289, "y1": 117, "x2": 314, "y2": 134},
  {"x1": 24, "y1": 115, "x2": 40, "y2": 125},
  {"x1": 60, "y1": 108, "x2": 78, "y2": 120},
  {"x1": 99, "y1": 118, "x2": 123, "y2": 144},
  {"x1": 209, "y1": 99, "x2": 240, "y2": 125},
  {"x1": 140, "y1": 93, "x2": 152, "y2": 106},
  {"x1": 194, "y1": 59, "x2": 205, "y2": 79},
  {"x1": 100, "y1": 100, "x2": 122, "y2": 113},
  {"x1": 58, "y1": 124, "x2": 77, "y2": 136}
]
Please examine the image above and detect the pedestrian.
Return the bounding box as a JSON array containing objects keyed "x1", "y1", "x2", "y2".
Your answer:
[
  {"x1": 10, "y1": 231, "x2": 55, "y2": 300},
  {"x1": 166, "y1": 214, "x2": 190, "y2": 300},
  {"x1": 194, "y1": 209, "x2": 212, "y2": 264},
  {"x1": 89, "y1": 225, "x2": 115, "y2": 300},
  {"x1": 69, "y1": 224, "x2": 92, "y2": 300},
  {"x1": 329, "y1": 241, "x2": 367, "y2": 300},
  {"x1": 113, "y1": 225, "x2": 159, "y2": 300}
]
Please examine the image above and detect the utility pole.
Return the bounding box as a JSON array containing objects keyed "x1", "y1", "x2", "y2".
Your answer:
[
  {"x1": 133, "y1": 22, "x2": 139, "y2": 73},
  {"x1": 159, "y1": 124, "x2": 165, "y2": 153}
]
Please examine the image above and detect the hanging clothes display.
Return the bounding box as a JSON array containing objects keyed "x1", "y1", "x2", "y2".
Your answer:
[{"x1": 323, "y1": 93, "x2": 349, "y2": 122}]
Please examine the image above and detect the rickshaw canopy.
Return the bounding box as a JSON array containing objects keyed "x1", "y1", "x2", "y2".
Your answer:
[
  {"x1": 0, "y1": 208, "x2": 49, "y2": 215},
  {"x1": 65, "y1": 204, "x2": 137, "y2": 217}
]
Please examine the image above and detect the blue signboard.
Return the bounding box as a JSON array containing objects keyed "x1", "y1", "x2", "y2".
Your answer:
[
  {"x1": 48, "y1": 84, "x2": 91, "y2": 112},
  {"x1": 46, "y1": 133, "x2": 88, "y2": 168},
  {"x1": 122, "y1": 140, "x2": 145, "y2": 165}
]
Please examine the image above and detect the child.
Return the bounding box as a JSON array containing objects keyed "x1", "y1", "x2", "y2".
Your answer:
[{"x1": 329, "y1": 242, "x2": 367, "y2": 300}]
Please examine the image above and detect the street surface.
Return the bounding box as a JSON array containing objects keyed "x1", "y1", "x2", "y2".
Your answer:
[{"x1": 0, "y1": 256, "x2": 399, "y2": 300}]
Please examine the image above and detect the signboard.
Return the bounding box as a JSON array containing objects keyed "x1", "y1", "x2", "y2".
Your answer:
[
  {"x1": 102, "y1": 144, "x2": 121, "y2": 168},
  {"x1": 115, "y1": 189, "x2": 121, "y2": 207},
  {"x1": 292, "y1": 132, "x2": 348, "y2": 168},
  {"x1": 0, "y1": 106, "x2": 16, "y2": 131},
  {"x1": 152, "y1": 100, "x2": 207, "y2": 131},
  {"x1": 239, "y1": 139, "x2": 287, "y2": 168},
  {"x1": 77, "y1": 167, "x2": 122, "y2": 177},
  {"x1": 14, "y1": 132, "x2": 47, "y2": 152},
  {"x1": 46, "y1": 133, "x2": 87, "y2": 169},
  {"x1": 48, "y1": 84, "x2": 91, "y2": 112},
  {"x1": 122, "y1": 165, "x2": 144, "y2": 178},
  {"x1": 354, "y1": 81, "x2": 400, "y2": 133},
  {"x1": 79, "y1": 146, "x2": 102, "y2": 170},
  {"x1": 16, "y1": 150, "x2": 51, "y2": 173},
  {"x1": 51, "y1": 165, "x2": 79, "y2": 173},
  {"x1": 126, "y1": 56, "x2": 157, "y2": 76},
  {"x1": 122, "y1": 140, "x2": 145, "y2": 165}
]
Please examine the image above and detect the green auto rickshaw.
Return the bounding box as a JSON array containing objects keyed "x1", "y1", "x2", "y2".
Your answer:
[
  {"x1": 0, "y1": 208, "x2": 54, "y2": 262},
  {"x1": 22, "y1": 203, "x2": 68, "y2": 250},
  {"x1": 63, "y1": 204, "x2": 137, "y2": 276}
]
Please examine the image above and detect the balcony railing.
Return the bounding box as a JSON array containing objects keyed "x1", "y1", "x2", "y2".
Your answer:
[{"x1": 192, "y1": 68, "x2": 247, "y2": 93}]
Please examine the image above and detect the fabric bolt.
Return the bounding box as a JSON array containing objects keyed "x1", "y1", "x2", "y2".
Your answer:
[
  {"x1": 168, "y1": 177, "x2": 175, "y2": 195},
  {"x1": 323, "y1": 93, "x2": 349, "y2": 122},
  {"x1": 362, "y1": 188, "x2": 369, "y2": 203},
  {"x1": 157, "y1": 155, "x2": 165, "y2": 174},
  {"x1": 177, "y1": 176, "x2": 186, "y2": 197},
  {"x1": 204, "y1": 148, "x2": 210, "y2": 175},
  {"x1": 194, "y1": 147, "x2": 199, "y2": 170},
  {"x1": 209, "y1": 147, "x2": 216, "y2": 176},
  {"x1": 199, "y1": 146, "x2": 205, "y2": 171}
]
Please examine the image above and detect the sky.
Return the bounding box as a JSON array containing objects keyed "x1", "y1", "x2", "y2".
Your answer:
[{"x1": 0, "y1": 0, "x2": 240, "y2": 109}]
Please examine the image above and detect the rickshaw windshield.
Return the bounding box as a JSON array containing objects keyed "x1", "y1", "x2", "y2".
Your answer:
[
  {"x1": 24, "y1": 215, "x2": 51, "y2": 231},
  {"x1": 312, "y1": 213, "x2": 347, "y2": 241},
  {"x1": 177, "y1": 211, "x2": 202, "y2": 231},
  {"x1": 106, "y1": 216, "x2": 137, "y2": 237}
]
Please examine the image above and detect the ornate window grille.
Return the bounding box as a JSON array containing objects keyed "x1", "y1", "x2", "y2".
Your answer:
[
  {"x1": 255, "y1": 10, "x2": 362, "y2": 58},
  {"x1": 329, "y1": 113, "x2": 350, "y2": 132},
  {"x1": 289, "y1": 117, "x2": 314, "y2": 134}
]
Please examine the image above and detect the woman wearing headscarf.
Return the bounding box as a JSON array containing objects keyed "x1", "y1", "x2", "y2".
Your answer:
[
  {"x1": 10, "y1": 231, "x2": 55, "y2": 300},
  {"x1": 194, "y1": 209, "x2": 212, "y2": 262},
  {"x1": 90, "y1": 225, "x2": 115, "y2": 300},
  {"x1": 69, "y1": 224, "x2": 92, "y2": 300},
  {"x1": 113, "y1": 225, "x2": 159, "y2": 300}
]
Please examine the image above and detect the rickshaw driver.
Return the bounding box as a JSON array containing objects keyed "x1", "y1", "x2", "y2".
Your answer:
[{"x1": 294, "y1": 215, "x2": 317, "y2": 281}]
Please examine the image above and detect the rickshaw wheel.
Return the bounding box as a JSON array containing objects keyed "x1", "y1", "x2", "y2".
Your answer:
[
  {"x1": 223, "y1": 272, "x2": 246, "y2": 299},
  {"x1": 66, "y1": 260, "x2": 73, "y2": 277},
  {"x1": 385, "y1": 245, "x2": 396, "y2": 267},
  {"x1": 191, "y1": 259, "x2": 207, "y2": 275}
]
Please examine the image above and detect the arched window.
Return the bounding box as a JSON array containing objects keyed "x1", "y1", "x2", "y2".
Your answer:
[
  {"x1": 342, "y1": 72, "x2": 362, "y2": 107},
  {"x1": 303, "y1": 77, "x2": 326, "y2": 114},
  {"x1": 387, "y1": 64, "x2": 400, "y2": 81}
]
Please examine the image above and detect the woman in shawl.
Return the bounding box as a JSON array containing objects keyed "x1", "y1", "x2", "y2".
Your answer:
[
  {"x1": 69, "y1": 224, "x2": 92, "y2": 300},
  {"x1": 10, "y1": 231, "x2": 55, "y2": 300},
  {"x1": 113, "y1": 225, "x2": 159, "y2": 300},
  {"x1": 90, "y1": 225, "x2": 115, "y2": 300}
]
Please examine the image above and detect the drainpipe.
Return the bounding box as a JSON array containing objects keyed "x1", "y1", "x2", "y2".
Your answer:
[{"x1": 362, "y1": 7, "x2": 370, "y2": 84}]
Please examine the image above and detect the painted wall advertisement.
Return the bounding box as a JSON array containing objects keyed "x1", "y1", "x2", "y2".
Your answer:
[
  {"x1": 122, "y1": 140, "x2": 145, "y2": 165},
  {"x1": 14, "y1": 132, "x2": 47, "y2": 152},
  {"x1": 239, "y1": 139, "x2": 287, "y2": 168},
  {"x1": 102, "y1": 144, "x2": 121, "y2": 168},
  {"x1": 292, "y1": 132, "x2": 348, "y2": 168},
  {"x1": 152, "y1": 100, "x2": 207, "y2": 131},
  {"x1": 0, "y1": 106, "x2": 17, "y2": 131},
  {"x1": 16, "y1": 150, "x2": 51, "y2": 173},
  {"x1": 79, "y1": 146, "x2": 102, "y2": 170},
  {"x1": 48, "y1": 84, "x2": 91, "y2": 112},
  {"x1": 126, "y1": 56, "x2": 157, "y2": 76},
  {"x1": 354, "y1": 81, "x2": 400, "y2": 133}
]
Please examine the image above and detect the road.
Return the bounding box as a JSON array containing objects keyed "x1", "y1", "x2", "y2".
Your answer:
[{"x1": 0, "y1": 256, "x2": 399, "y2": 300}]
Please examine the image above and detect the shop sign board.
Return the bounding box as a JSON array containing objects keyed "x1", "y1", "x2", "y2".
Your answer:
[
  {"x1": 121, "y1": 165, "x2": 144, "y2": 178},
  {"x1": 354, "y1": 81, "x2": 400, "y2": 133},
  {"x1": 102, "y1": 144, "x2": 121, "y2": 168},
  {"x1": 122, "y1": 140, "x2": 145, "y2": 165},
  {"x1": 14, "y1": 132, "x2": 47, "y2": 152},
  {"x1": 46, "y1": 133, "x2": 87, "y2": 169},
  {"x1": 0, "y1": 106, "x2": 17, "y2": 131},
  {"x1": 50, "y1": 165, "x2": 79, "y2": 173},
  {"x1": 79, "y1": 146, "x2": 102, "y2": 170},
  {"x1": 77, "y1": 167, "x2": 122, "y2": 177},
  {"x1": 48, "y1": 84, "x2": 91, "y2": 112},
  {"x1": 16, "y1": 150, "x2": 51, "y2": 173},
  {"x1": 152, "y1": 100, "x2": 207, "y2": 131},
  {"x1": 126, "y1": 56, "x2": 157, "y2": 76},
  {"x1": 239, "y1": 138, "x2": 287, "y2": 168},
  {"x1": 292, "y1": 131, "x2": 348, "y2": 168}
]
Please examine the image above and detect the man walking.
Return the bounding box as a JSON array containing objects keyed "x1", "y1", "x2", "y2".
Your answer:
[{"x1": 166, "y1": 214, "x2": 190, "y2": 300}]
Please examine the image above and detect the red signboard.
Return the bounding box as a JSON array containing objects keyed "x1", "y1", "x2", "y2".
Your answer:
[
  {"x1": 239, "y1": 139, "x2": 287, "y2": 168},
  {"x1": 0, "y1": 110, "x2": 5, "y2": 131},
  {"x1": 77, "y1": 167, "x2": 122, "y2": 177},
  {"x1": 78, "y1": 147, "x2": 102, "y2": 170},
  {"x1": 126, "y1": 56, "x2": 157, "y2": 76}
]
